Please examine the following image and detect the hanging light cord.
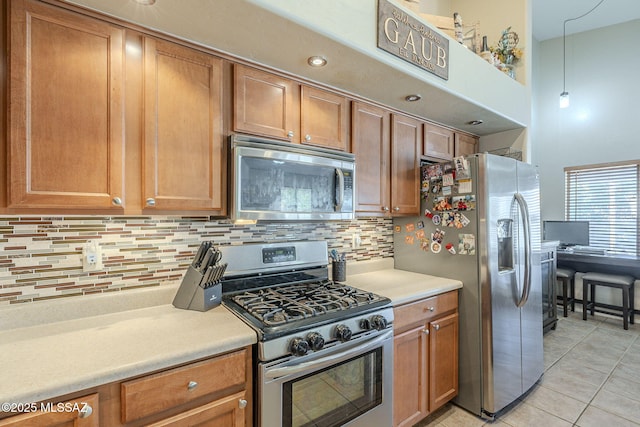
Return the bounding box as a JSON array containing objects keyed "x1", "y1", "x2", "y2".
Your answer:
[{"x1": 563, "y1": 0, "x2": 606, "y2": 93}]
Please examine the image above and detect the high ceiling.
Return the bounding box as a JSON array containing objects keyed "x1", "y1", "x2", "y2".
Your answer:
[{"x1": 532, "y1": 0, "x2": 640, "y2": 41}]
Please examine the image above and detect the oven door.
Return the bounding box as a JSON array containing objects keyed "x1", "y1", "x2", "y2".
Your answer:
[{"x1": 259, "y1": 330, "x2": 393, "y2": 427}]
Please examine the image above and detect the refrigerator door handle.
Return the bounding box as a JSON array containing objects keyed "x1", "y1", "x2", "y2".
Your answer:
[{"x1": 514, "y1": 192, "x2": 532, "y2": 308}]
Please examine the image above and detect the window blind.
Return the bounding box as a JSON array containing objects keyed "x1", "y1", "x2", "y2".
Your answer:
[{"x1": 565, "y1": 162, "x2": 639, "y2": 255}]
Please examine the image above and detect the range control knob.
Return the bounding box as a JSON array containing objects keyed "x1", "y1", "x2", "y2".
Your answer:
[
  {"x1": 359, "y1": 318, "x2": 371, "y2": 330},
  {"x1": 370, "y1": 315, "x2": 388, "y2": 331},
  {"x1": 335, "y1": 324, "x2": 353, "y2": 342},
  {"x1": 289, "y1": 337, "x2": 310, "y2": 356},
  {"x1": 306, "y1": 332, "x2": 325, "y2": 351}
]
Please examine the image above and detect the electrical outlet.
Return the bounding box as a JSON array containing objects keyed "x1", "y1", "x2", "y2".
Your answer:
[
  {"x1": 351, "y1": 234, "x2": 362, "y2": 249},
  {"x1": 82, "y1": 241, "x2": 103, "y2": 272}
]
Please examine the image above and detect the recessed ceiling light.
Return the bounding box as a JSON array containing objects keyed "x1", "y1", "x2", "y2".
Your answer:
[
  {"x1": 134, "y1": 0, "x2": 156, "y2": 5},
  {"x1": 307, "y1": 56, "x2": 327, "y2": 67},
  {"x1": 467, "y1": 120, "x2": 484, "y2": 126},
  {"x1": 405, "y1": 94, "x2": 421, "y2": 102}
]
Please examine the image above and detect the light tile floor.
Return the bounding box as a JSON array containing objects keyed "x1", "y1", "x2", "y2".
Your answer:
[{"x1": 417, "y1": 309, "x2": 640, "y2": 426}]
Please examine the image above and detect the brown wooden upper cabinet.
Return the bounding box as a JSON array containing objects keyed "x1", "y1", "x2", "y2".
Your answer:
[
  {"x1": 351, "y1": 102, "x2": 390, "y2": 215},
  {"x1": 423, "y1": 123, "x2": 455, "y2": 161},
  {"x1": 142, "y1": 37, "x2": 225, "y2": 213},
  {"x1": 351, "y1": 102, "x2": 421, "y2": 217},
  {"x1": 454, "y1": 133, "x2": 479, "y2": 157},
  {"x1": 233, "y1": 65, "x2": 349, "y2": 151},
  {"x1": 8, "y1": 0, "x2": 125, "y2": 210},
  {"x1": 391, "y1": 114, "x2": 422, "y2": 216}
]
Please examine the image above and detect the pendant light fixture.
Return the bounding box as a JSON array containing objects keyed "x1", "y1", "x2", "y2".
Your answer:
[{"x1": 559, "y1": 0, "x2": 606, "y2": 108}]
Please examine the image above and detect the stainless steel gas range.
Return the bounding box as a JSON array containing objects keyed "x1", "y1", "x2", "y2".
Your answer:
[{"x1": 220, "y1": 241, "x2": 394, "y2": 427}]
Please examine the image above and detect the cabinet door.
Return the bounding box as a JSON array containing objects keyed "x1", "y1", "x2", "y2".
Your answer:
[
  {"x1": 0, "y1": 393, "x2": 99, "y2": 427},
  {"x1": 300, "y1": 85, "x2": 349, "y2": 151},
  {"x1": 393, "y1": 325, "x2": 428, "y2": 427},
  {"x1": 142, "y1": 38, "x2": 224, "y2": 212},
  {"x1": 351, "y1": 102, "x2": 390, "y2": 215},
  {"x1": 233, "y1": 65, "x2": 299, "y2": 141},
  {"x1": 429, "y1": 312, "x2": 459, "y2": 412},
  {"x1": 8, "y1": 0, "x2": 125, "y2": 210},
  {"x1": 390, "y1": 114, "x2": 422, "y2": 216},
  {"x1": 424, "y1": 123, "x2": 454, "y2": 160},
  {"x1": 147, "y1": 391, "x2": 246, "y2": 427},
  {"x1": 454, "y1": 133, "x2": 478, "y2": 157}
]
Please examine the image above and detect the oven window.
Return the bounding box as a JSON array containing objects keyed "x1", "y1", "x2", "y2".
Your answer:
[{"x1": 283, "y1": 348, "x2": 383, "y2": 427}]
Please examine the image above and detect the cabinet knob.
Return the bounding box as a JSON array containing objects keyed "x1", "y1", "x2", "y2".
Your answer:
[
  {"x1": 393, "y1": 206, "x2": 400, "y2": 212},
  {"x1": 78, "y1": 404, "x2": 93, "y2": 419},
  {"x1": 305, "y1": 134, "x2": 311, "y2": 142},
  {"x1": 382, "y1": 206, "x2": 390, "y2": 212},
  {"x1": 111, "y1": 197, "x2": 122, "y2": 206},
  {"x1": 422, "y1": 329, "x2": 429, "y2": 335},
  {"x1": 187, "y1": 381, "x2": 198, "y2": 391},
  {"x1": 146, "y1": 198, "x2": 156, "y2": 207},
  {"x1": 239, "y1": 399, "x2": 248, "y2": 409},
  {"x1": 433, "y1": 324, "x2": 440, "y2": 331},
  {"x1": 424, "y1": 306, "x2": 435, "y2": 312},
  {"x1": 287, "y1": 131, "x2": 294, "y2": 138}
]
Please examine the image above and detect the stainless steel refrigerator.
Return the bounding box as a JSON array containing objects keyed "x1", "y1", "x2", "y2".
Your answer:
[{"x1": 393, "y1": 153, "x2": 543, "y2": 419}]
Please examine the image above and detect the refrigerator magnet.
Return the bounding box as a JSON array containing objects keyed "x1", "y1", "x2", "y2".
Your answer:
[
  {"x1": 431, "y1": 241, "x2": 442, "y2": 253},
  {"x1": 405, "y1": 235, "x2": 415, "y2": 245},
  {"x1": 394, "y1": 225, "x2": 402, "y2": 233},
  {"x1": 432, "y1": 228, "x2": 445, "y2": 243},
  {"x1": 424, "y1": 208, "x2": 434, "y2": 219},
  {"x1": 443, "y1": 173, "x2": 454, "y2": 186},
  {"x1": 433, "y1": 196, "x2": 452, "y2": 211},
  {"x1": 446, "y1": 242, "x2": 456, "y2": 254},
  {"x1": 417, "y1": 220, "x2": 425, "y2": 229},
  {"x1": 405, "y1": 223, "x2": 415, "y2": 232},
  {"x1": 420, "y1": 239, "x2": 430, "y2": 252},
  {"x1": 458, "y1": 234, "x2": 476, "y2": 255},
  {"x1": 442, "y1": 186, "x2": 452, "y2": 196},
  {"x1": 457, "y1": 179, "x2": 472, "y2": 194},
  {"x1": 453, "y1": 195, "x2": 476, "y2": 211},
  {"x1": 443, "y1": 212, "x2": 456, "y2": 227},
  {"x1": 415, "y1": 229, "x2": 425, "y2": 239},
  {"x1": 432, "y1": 214, "x2": 441, "y2": 225}
]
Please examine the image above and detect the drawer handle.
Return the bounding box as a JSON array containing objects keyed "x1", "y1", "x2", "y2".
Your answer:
[
  {"x1": 78, "y1": 404, "x2": 93, "y2": 419},
  {"x1": 424, "y1": 306, "x2": 435, "y2": 312},
  {"x1": 433, "y1": 324, "x2": 440, "y2": 331},
  {"x1": 187, "y1": 381, "x2": 198, "y2": 391},
  {"x1": 422, "y1": 329, "x2": 429, "y2": 335},
  {"x1": 239, "y1": 399, "x2": 248, "y2": 409}
]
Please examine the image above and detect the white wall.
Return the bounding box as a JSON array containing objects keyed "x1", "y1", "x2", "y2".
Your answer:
[{"x1": 532, "y1": 19, "x2": 640, "y2": 221}]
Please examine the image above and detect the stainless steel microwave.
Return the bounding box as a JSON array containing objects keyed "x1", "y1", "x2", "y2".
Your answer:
[{"x1": 230, "y1": 134, "x2": 355, "y2": 221}]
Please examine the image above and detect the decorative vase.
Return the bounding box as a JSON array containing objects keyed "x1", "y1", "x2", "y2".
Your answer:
[{"x1": 503, "y1": 54, "x2": 515, "y2": 79}]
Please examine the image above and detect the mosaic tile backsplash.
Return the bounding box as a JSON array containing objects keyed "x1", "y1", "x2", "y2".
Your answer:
[{"x1": 0, "y1": 216, "x2": 393, "y2": 306}]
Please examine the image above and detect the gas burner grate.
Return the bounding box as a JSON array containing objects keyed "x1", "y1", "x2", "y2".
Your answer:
[{"x1": 230, "y1": 280, "x2": 383, "y2": 327}]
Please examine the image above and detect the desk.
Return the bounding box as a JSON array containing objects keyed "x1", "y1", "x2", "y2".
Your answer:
[
  {"x1": 558, "y1": 251, "x2": 640, "y2": 277},
  {"x1": 558, "y1": 250, "x2": 640, "y2": 315}
]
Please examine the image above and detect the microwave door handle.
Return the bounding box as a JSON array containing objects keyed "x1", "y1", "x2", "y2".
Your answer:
[{"x1": 335, "y1": 168, "x2": 345, "y2": 211}]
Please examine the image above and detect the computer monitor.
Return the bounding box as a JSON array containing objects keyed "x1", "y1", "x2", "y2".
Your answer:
[{"x1": 543, "y1": 220, "x2": 590, "y2": 247}]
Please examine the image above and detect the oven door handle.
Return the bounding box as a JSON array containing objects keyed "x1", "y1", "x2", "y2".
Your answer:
[{"x1": 264, "y1": 330, "x2": 393, "y2": 380}]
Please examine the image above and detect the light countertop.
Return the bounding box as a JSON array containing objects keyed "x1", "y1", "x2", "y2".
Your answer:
[
  {"x1": 0, "y1": 300, "x2": 256, "y2": 404},
  {"x1": 344, "y1": 258, "x2": 463, "y2": 305},
  {"x1": 0, "y1": 258, "x2": 461, "y2": 406}
]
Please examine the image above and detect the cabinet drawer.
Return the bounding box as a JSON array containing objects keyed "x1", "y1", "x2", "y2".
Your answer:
[
  {"x1": 394, "y1": 291, "x2": 458, "y2": 333},
  {"x1": 121, "y1": 349, "x2": 247, "y2": 423}
]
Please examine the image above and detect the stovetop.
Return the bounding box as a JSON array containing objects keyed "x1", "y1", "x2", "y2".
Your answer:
[{"x1": 223, "y1": 279, "x2": 389, "y2": 339}]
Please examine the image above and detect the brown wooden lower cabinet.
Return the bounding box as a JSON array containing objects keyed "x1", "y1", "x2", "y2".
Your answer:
[
  {"x1": 0, "y1": 393, "x2": 99, "y2": 427},
  {"x1": 0, "y1": 347, "x2": 252, "y2": 427},
  {"x1": 393, "y1": 291, "x2": 459, "y2": 427}
]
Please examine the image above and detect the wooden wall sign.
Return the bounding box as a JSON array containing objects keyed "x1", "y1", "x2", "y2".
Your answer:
[{"x1": 377, "y1": 0, "x2": 449, "y2": 80}]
